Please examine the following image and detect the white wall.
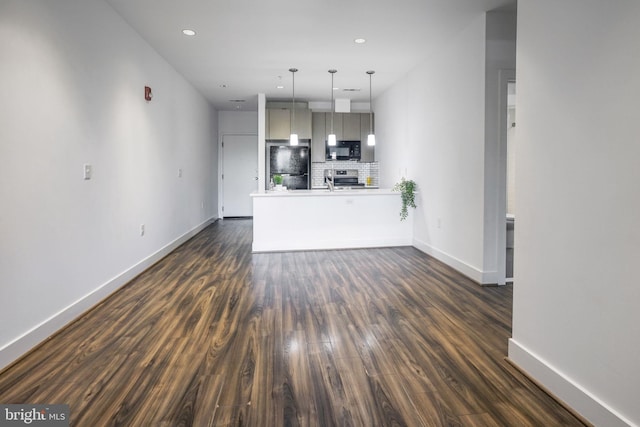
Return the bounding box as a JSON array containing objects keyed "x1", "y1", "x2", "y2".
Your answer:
[
  {"x1": 509, "y1": 1, "x2": 640, "y2": 426},
  {"x1": 0, "y1": 0, "x2": 218, "y2": 370},
  {"x1": 376, "y1": 15, "x2": 489, "y2": 282},
  {"x1": 218, "y1": 110, "x2": 258, "y2": 136}
]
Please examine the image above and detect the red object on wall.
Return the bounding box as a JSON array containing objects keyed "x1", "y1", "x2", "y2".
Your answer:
[{"x1": 144, "y1": 86, "x2": 153, "y2": 101}]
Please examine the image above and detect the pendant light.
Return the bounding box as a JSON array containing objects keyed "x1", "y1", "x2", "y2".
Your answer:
[
  {"x1": 289, "y1": 68, "x2": 299, "y2": 146},
  {"x1": 366, "y1": 70, "x2": 376, "y2": 146},
  {"x1": 327, "y1": 69, "x2": 337, "y2": 146}
]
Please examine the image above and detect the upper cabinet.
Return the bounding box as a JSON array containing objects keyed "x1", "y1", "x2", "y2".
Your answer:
[
  {"x1": 341, "y1": 113, "x2": 361, "y2": 141},
  {"x1": 311, "y1": 112, "x2": 327, "y2": 162},
  {"x1": 266, "y1": 107, "x2": 312, "y2": 140},
  {"x1": 266, "y1": 109, "x2": 290, "y2": 140},
  {"x1": 318, "y1": 113, "x2": 360, "y2": 141},
  {"x1": 360, "y1": 113, "x2": 375, "y2": 162},
  {"x1": 311, "y1": 112, "x2": 375, "y2": 162},
  {"x1": 293, "y1": 108, "x2": 312, "y2": 139}
]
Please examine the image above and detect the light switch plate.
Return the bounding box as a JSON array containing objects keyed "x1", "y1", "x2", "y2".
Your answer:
[{"x1": 83, "y1": 164, "x2": 92, "y2": 180}]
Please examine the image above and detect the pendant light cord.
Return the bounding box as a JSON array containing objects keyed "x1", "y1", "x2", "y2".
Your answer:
[
  {"x1": 289, "y1": 68, "x2": 297, "y2": 132},
  {"x1": 367, "y1": 70, "x2": 375, "y2": 134},
  {"x1": 329, "y1": 70, "x2": 337, "y2": 134},
  {"x1": 331, "y1": 72, "x2": 334, "y2": 133}
]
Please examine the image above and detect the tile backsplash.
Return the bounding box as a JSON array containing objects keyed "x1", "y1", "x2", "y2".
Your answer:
[{"x1": 311, "y1": 161, "x2": 379, "y2": 187}]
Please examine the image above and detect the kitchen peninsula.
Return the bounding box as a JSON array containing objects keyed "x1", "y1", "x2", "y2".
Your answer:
[
  {"x1": 251, "y1": 189, "x2": 412, "y2": 252},
  {"x1": 254, "y1": 99, "x2": 412, "y2": 252}
]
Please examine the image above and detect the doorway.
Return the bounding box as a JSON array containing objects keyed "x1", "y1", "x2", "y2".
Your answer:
[
  {"x1": 496, "y1": 69, "x2": 516, "y2": 285},
  {"x1": 505, "y1": 81, "x2": 516, "y2": 282},
  {"x1": 221, "y1": 134, "x2": 258, "y2": 217}
]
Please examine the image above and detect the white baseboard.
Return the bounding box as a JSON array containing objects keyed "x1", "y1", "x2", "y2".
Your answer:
[
  {"x1": 0, "y1": 218, "x2": 216, "y2": 372},
  {"x1": 252, "y1": 236, "x2": 413, "y2": 252},
  {"x1": 412, "y1": 237, "x2": 497, "y2": 285},
  {"x1": 508, "y1": 339, "x2": 634, "y2": 427}
]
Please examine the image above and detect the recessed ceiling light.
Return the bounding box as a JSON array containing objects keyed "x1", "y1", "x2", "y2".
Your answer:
[
  {"x1": 276, "y1": 85, "x2": 284, "y2": 89},
  {"x1": 354, "y1": 38, "x2": 366, "y2": 44},
  {"x1": 182, "y1": 29, "x2": 196, "y2": 36}
]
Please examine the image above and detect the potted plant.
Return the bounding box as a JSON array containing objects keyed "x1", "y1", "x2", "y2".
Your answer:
[
  {"x1": 272, "y1": 174, "x2": 284, "y2": 190},
  {"x1": 393, "y1": 177, "x2": 417, "y2": 220}
]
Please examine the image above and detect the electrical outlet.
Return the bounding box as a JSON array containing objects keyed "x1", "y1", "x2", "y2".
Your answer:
[
  {"x1": 140, "y1": 224, "x2": 145, "y2": 236},
  {"x1": 178, "y1": 168, "x2": 183, "y2": 178},
  {"x1": 437, "y1": 218, "x2": 442, "y2": 229}
]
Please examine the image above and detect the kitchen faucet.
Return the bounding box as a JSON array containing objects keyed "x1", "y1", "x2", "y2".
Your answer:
[{"x1": 326, "y1": 170, "x2": 334, "y2": 192}]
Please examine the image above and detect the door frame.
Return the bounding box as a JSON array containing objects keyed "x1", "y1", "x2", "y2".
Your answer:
[{"x1": 497, "y1": 69, "x2": 516, "y2": 284}]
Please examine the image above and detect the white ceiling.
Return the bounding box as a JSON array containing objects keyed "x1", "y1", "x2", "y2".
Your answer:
[{"x1": 105, "y1": 0, "x2": 516, "y2": 111}]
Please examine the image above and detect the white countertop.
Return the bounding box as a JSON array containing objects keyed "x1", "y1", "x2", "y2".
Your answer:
[{"x1": 251, "y1": 188, "x2": 395, "y2": 197}]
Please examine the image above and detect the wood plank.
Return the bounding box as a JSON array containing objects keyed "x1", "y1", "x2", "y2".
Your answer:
[{"x1": 0, "y1": 219, "x2": 588, "y2": 426}]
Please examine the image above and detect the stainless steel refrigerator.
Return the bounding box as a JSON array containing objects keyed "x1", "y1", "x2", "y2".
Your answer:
[{"x1": 266, "y1": 142, "x2": 310, "y2": 190}]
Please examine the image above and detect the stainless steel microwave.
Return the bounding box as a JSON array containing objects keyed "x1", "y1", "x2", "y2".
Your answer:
[{"x1": 326, "y1": 140, "x2": 361, "y2": 161}]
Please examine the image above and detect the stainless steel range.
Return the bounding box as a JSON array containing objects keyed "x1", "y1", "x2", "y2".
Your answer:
[{"x1": 324, "y1": 169, "x2": 364, "y2": 188}]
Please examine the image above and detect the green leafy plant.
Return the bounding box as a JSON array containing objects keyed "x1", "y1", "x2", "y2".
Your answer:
[
  {"x1": 393, "y1": 178, "x2": 417, "y2": 220},
  {"x1": 273, "y1": 174, "x2": 283, "y2": 185}
]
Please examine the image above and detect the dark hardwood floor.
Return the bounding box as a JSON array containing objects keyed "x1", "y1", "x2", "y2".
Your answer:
[{"x1": 0, "y1": 219, "x2": 586, "y2": 426}]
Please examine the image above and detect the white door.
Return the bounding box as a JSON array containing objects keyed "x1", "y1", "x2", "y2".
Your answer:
[{"x1": 222, "y1": 134, "x2": 258, "y2": 217}]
